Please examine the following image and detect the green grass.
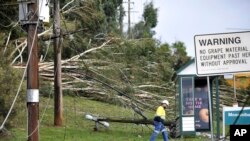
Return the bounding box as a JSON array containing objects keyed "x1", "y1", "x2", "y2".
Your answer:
[{"x1": 1, "y1": 96, "x2": 209, "y2": 141}]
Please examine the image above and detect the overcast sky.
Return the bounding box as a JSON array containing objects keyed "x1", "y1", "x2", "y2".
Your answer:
[{"x1": 124, "y1": 0, "x2": 250, "y2": 57}]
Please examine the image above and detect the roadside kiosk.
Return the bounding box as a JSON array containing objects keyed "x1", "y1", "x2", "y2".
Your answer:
[{"x1": 176, "y1": 59, "x2": 212, "y2": 137}]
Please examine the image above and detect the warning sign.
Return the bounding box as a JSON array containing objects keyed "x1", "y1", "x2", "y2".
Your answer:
[{"x1": 194, "y1": 31, "x2": 250, "y2": 76}]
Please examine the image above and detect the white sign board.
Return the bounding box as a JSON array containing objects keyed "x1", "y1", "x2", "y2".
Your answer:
[
  {"x1": 182, "y1": 117, "x2": 195, "y2": 131},
  {"x1": 194, "y1": 31, "x2": 250, "y2": 76},
  {"x1": 224, "y1": 74, "x2": 234, "y2": 79}
]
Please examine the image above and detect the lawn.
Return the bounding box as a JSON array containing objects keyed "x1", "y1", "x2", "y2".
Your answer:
[{"x1": 1, "y1": 96, "x2": 209, "y2": 141}]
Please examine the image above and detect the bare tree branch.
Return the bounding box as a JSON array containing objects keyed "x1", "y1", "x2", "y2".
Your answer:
[{"x1": 3, "y1": 31, "x2": 12, "y2": 54}]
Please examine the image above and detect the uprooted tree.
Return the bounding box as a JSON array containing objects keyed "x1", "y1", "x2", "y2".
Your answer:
[{"x1": 1, "y1": 2, "x2": 250, "y2": 137}]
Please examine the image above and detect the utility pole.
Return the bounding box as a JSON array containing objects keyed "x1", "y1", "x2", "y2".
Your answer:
[
  {"x1": 53, "y1": 0, "x2": 63, "y2": 126},
  {"x1": 119, "y1": 4, "x2": 124, "y2": 34},
  {"x1": 27, "y1": 0, "x2": 39, "y2": 140},
  {"x1": 128, "y1": 0, "x2": 131, "y2": 38},
  {"x1": 126, "y1": 0, "x2": 136, "y2": 38}
]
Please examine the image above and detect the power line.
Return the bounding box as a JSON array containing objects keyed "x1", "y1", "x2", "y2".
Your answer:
[
  {"x1": 57, "y1": 2, "x2": 171, "y2": 139},
  {"x1": 59, "y1": 6, "x2": 152, "y2": 118},
  {"x1": 69, "y1": 69, "x2": 154, "y2": 112},
  {"x1": 0, "y1": 2, "x2": 19, "y2": 6},
  {"x1": 0, "y1": 0, "x2": 55, "y2": 132},
  {"x1": 41, "y1": 28, "x2": 87, "y2": 41},
  {"x1": 0, "y1": 1, "x2": 41, "y2": 134}
]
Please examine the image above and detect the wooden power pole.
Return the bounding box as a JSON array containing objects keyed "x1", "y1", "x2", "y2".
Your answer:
[
  {"x1": 128, "y1": 0, "x2": 131, "y2": 38},
  {"x1": 53, "y1": 0, "x2": 63, "y2": 126},
  {"x1": 119, "y1": 4, "x2": 124, "y2": 34},
  {"x1": 27, "y1": 0, "x2": 39, "y2": 140}
]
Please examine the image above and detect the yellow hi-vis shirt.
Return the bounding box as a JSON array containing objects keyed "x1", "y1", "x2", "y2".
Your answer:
[{"x1": 155, "y1": 106, "x2": 166, "y2": 120}]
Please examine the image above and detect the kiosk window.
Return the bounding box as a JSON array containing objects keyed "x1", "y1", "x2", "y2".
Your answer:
[{"x1": 181, "y1": 77, "x2": 194, "y2": 115}]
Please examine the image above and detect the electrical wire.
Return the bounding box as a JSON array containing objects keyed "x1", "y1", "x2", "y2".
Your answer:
[
  {"x1": 26, "y1": 85, "x2": 53, "y2": 139},
  {"x1": 61, "y1": 9, "x2": 148, "y2": 140},
  {"x1": 2, "y1": 0, "x2": 42, "y2": 57},
  {"x1": 0, "y1": 5, "x2": 40, "y2": 132},
  {"x1": 59, "y1": 0, "x2": 155, "y2": 116},
  {"x1": 1, "y1": 1, "x2": 55, "y2": 140},
  {"x1": 26, "y1": 11, "x2": 60, "y2": 140},
  {"x1": 41, "y1": 26, "x2": 53, "y2": 62},
  {"x1": 24, "y1": 0, "x2": 51, "y2": 122},
  {"x1": 0, "y1": 12, "x2": 15, "y2": 28},
  {"x1": 27, "y1": 14, "x2": 54, "y2": 141},
  {"x1": 0, "y1": 3, "x2": 18, "y2": 6},
  {"x1": 57, "y1": 1, "x2": 172, "y2": 140}
]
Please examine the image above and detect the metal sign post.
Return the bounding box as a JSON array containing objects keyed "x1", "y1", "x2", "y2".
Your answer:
[{"x1": 207, "y1": 76, "x2": 214, "y2": 141}]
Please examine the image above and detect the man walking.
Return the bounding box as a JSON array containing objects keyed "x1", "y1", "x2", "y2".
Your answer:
[{"x1": 150, "y1": 100, "x2": 169, "y2": 141}]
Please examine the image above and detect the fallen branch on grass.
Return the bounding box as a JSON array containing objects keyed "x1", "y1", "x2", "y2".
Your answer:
[{"x1": 85, "y1": 114, "x2": 174, "y2": 128}]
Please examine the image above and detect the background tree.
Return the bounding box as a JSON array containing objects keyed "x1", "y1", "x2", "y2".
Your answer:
[
  {"x1": 171, "y1": 41, "x2": 191, "y2": 71},
  {"x1": 0, "y1": 0, "x2": 18, "y2": 31},
  {"x1": 101, "y1": 0, "x2": 124, "y2": 33},
  {"x1": 0, "y1": 0, "x2": 191, "y2": 133},
  {"x1": 132, "y1": 1, "x2": 158, "y2": 38},
  {"x1": 143, "y1": 2, "x2": 158, "y2": 28},
  {"x1": 0, "y1": 51, "x2": 25, "y2": 131},
  {"x1": 0, "y1": 0, "x2": 21, "y2": 47}
]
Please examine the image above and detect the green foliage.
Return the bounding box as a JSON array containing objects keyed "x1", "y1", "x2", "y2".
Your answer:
[
  {"x1": 39, "y1": 80, "x2": 53, "y2": 98},
  {"x1": 0, "y1": 0, "x2": 192, "y2": 136},
  {"x1": 83, "y1": 38, "x2": 176, "y2": 99},
  {"x1": 0, "y1": 6, "x2": 26, "y2": 131},
  {"x1": 171, "y1": 41, "x2": 191, "y2": 71},
  {"x1": 0, "y1": 0, "x2": 18, "y2": 31},
  {"x1": 132, "y1": 21, "x2": 152, "y2": 39},
  {"x1": 132, "y1": 2, "x2": 158, "y2": 38},
  {"x1": 143, "y1": 2, "x2": 158, "y2": 28},
  {"x1": 0, "y1": 0, "x2": 23, "y2": 46},
  {"x1": 102, "y1": 0, "x2": 123, "y2": 20},
  {"x1": 102, "y1": 0, "x2": 124, "y2": 33},
  {"x1": 0, "y1": 54, "x2": 25, "y2": 129},
  {"x1": 64, "y1": 0, "x2": 106, "y2": 35},
  {"x1": 59, "y1": 0, "x2": 125, "y2": 59}
]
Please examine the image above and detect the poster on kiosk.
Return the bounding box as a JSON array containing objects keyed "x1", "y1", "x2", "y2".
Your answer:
[{"x1": 194, "y1": 80, "x2": 210, "y2": 131}]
